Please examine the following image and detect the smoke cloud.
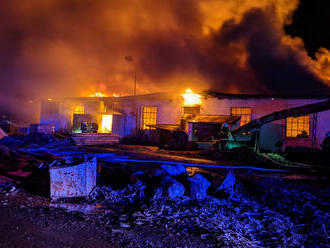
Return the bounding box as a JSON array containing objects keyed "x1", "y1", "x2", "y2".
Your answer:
[{"x1": 0, "y1": 0, "x2": 329, "y2": 121}]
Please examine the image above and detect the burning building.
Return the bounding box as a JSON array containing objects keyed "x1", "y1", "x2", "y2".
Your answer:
[{"x1": 40, "y1": 89, "x2": 330, "y2": 151}]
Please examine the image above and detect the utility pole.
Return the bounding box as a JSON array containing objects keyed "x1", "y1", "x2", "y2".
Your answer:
[
  {"x1": 134, "y1": 68, "x2": 136, "y2": 96},
  {"x1": 125, "y1": 56, "x2": 136, "y2": 96},
  {"x1": 125, "y1": 56, "x2": 138, "y2": 134}
]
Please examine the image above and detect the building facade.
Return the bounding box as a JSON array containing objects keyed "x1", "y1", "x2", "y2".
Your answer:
[{"x1": 40, "y1": 91, "x2": 330, "y2": 151}]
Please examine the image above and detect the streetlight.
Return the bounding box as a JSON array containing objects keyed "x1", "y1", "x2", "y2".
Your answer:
[{"x1": 125, "y1": 56, "x2": 137, "y2": 96}]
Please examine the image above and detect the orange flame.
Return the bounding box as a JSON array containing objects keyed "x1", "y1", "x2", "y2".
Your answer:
[
  {"x1": 90, "y1": 91, "x2": 107, "y2": 97},
  {"x1": 181, "y1": 89, "x2": 201, "y2": 106}
]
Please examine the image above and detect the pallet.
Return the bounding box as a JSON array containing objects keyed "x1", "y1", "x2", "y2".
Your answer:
[{"x1": 72, "y1": 133, "x2": 120, "y2": 146}]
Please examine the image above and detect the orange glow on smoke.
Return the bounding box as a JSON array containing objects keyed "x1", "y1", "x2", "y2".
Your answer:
[
  {"x1": 3, "y1": 0, "x2": 329, "y2": 103},
  {"x1": 181, "y1": 89, "x2": 201, "y2": 106}
]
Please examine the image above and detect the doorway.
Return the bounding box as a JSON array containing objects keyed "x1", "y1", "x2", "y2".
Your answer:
[{"x1": 101, "y1": 115, "x2": 113, "y2": 133}]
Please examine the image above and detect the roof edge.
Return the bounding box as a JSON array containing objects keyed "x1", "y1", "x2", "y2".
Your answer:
[{"x1": 205, "y1": 91, "x2": 330, "y2": 99}]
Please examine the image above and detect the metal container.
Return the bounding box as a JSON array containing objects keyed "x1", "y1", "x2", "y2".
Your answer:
[{"x1": 49, "y1": 157, "x2": 97, "y2": 199}]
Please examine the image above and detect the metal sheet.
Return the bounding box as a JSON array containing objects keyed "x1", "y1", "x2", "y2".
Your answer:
[
  {"x1": 187, "y1": 115, "x2": 241, "y2": 124},
  {"x1": 50, "y1": 157, "x2": 97, "y2": 199}
]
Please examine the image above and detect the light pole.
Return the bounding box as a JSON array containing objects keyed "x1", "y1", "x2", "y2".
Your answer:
[
  {"x1": 125, "y1": 56, "x2": 136, "y2": 96},
  {"x1": 125, "y1": 56, "x2": 138, "y2": 133}
]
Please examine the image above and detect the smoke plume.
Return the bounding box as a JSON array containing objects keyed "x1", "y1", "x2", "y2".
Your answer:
[{"x1": 0, "y1": 0, "x2": 329, "y2": 121}]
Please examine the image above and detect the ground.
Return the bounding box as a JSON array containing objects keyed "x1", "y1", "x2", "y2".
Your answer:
[
  {"x1": 0, "y1": 194, "x2": 214, "y2": 248},
  {"x1": 0, "y1": 205, "x2": 112, "y2": 248},
  {"x1": 0, "y1": 144, "x2": 329, "y2": 247}
]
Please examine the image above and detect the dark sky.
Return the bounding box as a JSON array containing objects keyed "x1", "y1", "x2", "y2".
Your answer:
[{"x1": 286, "y1": 0, "x2": 330, "y2": 58}]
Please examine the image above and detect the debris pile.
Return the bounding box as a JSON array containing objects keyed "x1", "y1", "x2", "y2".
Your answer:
[
  {"x1": 0, "y1": 182, "x2": 21, "y2": 194},
  {"x1": 87, "y1": 176, "x2": 308, "y2": 247},
  {"x1": 89, "y1": 163, "x2": 237, "y2": 208},
  {"x1": 0, "y1": 143, "x2": 328, "y2": 247},
  {"x1": 0, "y1": 127, "x2": 7, "y2": 139},
  {"x1": 0, "y1": 133, "x2": 74, "y2": 147},
  {"x1": 250, "y1": 178, "x2": 330, "y2": 247},
  {"x1": 188, "y1": 173, "x2": 211, "y2": 200},
  {"x1": 160, "y1": 164, "x2": 186, "y2": 176},
  {"x1": 90, "y1": 182, "x2": 147, "y2": 205},
  {"x1": 161, "y1": 176, "x2": 185, "y2": 199},
  {"x1": 81, "y1": 164, "x2": 322, "y2": 247}
]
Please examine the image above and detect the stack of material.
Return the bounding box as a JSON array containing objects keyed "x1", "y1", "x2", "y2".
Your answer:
[{"x1": 72, "y1": 133, "x2": 120, "y2": 146}]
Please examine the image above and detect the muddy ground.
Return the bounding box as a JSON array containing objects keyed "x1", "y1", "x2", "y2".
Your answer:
[
  {"x1": 0, "y1": 144, "x2": 329, "y2": 247},
  {"x1": 0, "y1": 204, "x2": 112, "y2": 248},
  {"x1": 0, "y1": 193, "x2": 214, "y2": 248}
]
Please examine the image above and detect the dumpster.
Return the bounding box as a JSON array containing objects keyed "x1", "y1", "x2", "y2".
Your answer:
[{"x1": 49, "y1": 157, "x2": 97, "y2": 200}]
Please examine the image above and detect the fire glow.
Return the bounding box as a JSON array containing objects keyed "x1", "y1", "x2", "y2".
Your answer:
[
  {"x1": 181, "y1": 89, "x2": 201, "y2": 106},
  {"x1": 89, "y1": 91, "x2": 107, "y2": 98}
]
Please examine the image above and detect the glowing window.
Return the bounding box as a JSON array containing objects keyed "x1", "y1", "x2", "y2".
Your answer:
[
  {"x1": 286, "y1": 115, "x2": 310, "y2": 138},
  {"x1": 73, "y1": 105, "x2": 84, "y2": 114},
  {"x1": 231, "y1": 108, "x2": 252, "y2": 126},
  {"x1": 101, "y1": 114, "x2": 113, "y2": 133},
  {"x1": 142, "y1": 106, "x2": 157, "y2": 130}
]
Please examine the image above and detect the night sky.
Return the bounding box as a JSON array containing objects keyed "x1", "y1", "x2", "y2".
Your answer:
[
  {"x1": 0, "y1": 0, "x2": 330, "y2": 121},
  {"x1": 285, "y1": 0, "x2": 330, "y2": 58}
]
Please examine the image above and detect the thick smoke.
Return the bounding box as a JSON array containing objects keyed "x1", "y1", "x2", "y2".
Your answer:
[
  {"x1": 215, "y1": 8, "x2": 329, "y2": 94},
  {"x1": 0, "y1": 0, "x2": 329, "y2": 121}
]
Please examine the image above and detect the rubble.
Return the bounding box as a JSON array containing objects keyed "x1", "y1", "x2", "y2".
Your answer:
[
  {"x1": 49, "y1": 202, "x2": 96, "y2": 213},
  {"x1": 0, "y1": 136, "x2": 25, "y2": 147},
  {"x1": 0, "y1": 127, "x2": 7, "y2": 139},
  {"x1": 90, "y1": 181, "x2": 147, "y2": 205},
  {"x1": 0, "y1": 133, "x2": 74, "y2": 147},
  {"x1": 216, "y1": 170, "x2": 243, "y2": 200},
  {"x1": 217, "y1": 170, "x2": 236, "y2": 195},
  {"x1": 0, "y1": 143, "x2": 329, "y2": 247},
  {"x1": 83, "y1": 178, "x2": 316, "y2": 247},
  {"x1": 2, "y1": 172, "x2": 328, "y2": 248},
  {"x1": 187, "y1": 173, "x2": 211, "y2": 200},
  {"x1": 160, "y1": 164, "x2": 187, "y2": 176},
  {"x1": 0, "y1": 144, "x2": 11, "y2": 158},
  {"x1": 161, "y1": 176, "x2": 185, "y2": 199},
  {"x1": 0, "y1": 182, "x2": 20, "y2": 194}
]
